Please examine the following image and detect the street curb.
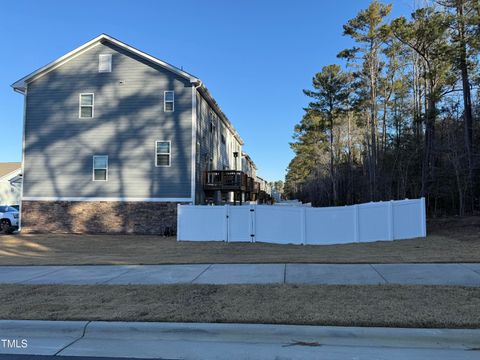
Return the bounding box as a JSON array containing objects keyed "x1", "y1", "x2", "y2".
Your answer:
[
  {"x1": 0, "y1": 320, "x2": 88, "y2": 355},
  {"x1": 81, "y1": 321, "x2": 480, "y2": 349},
  {"x1": 1, "y1": 320, "x2": 479, "y2": 352}
]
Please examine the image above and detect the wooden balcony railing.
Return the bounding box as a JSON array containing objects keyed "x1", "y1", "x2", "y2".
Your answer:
[
  {"x1": 204, "y1": 170, "x2": 247, "y2": 192},
  {"x1": 248, "y1": 177, "x2": 260, "y2": 194}
]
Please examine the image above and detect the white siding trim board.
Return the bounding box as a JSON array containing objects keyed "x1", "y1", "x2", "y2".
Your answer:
[
  {"x1": 19, "y1": 87, "x2": 28, "y2": 231},
  {"x1": 191, "y1": 86, "x2": 197, "y2": 204}
]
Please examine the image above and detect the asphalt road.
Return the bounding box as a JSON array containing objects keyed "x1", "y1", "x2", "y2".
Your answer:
[
  {"x1": 1, "y1": 347, "x2": 479, "y2": 360},
  {"x1": 0, "y1": 356, "x2": 171, "y2": 360}
]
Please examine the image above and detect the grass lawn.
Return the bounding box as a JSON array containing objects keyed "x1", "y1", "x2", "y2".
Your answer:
[
  {"x1": 0, "y1": 283, "x2": 479, "y2": 328},
  {"x1": 0, "y1": 216, "x2": 479, "y2": 265}
]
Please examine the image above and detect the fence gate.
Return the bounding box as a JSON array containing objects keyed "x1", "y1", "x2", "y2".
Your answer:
[{"x1": 227, "y1": 205, "x2": 255, "y2": 242}]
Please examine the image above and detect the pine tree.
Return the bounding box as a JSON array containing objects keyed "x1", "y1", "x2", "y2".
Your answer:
[
  {"x1": 391, "y1": 7, "x2": 456, "y2": 198},
  {"x1": 337, "y1": 0, "x2": 392, "y2": 201},
  {"x1": 303, "y1": 65, "x2": 350, "y2": 204}
]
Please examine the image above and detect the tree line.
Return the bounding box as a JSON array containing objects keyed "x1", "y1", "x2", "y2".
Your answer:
[{"x1": 285, "y1": 0, "x2": 480, "y2": 216}]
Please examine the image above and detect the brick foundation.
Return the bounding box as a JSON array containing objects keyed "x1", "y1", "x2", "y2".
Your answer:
[{"x1": 21, "y1": 201, "x2": 185, "y2": 235}]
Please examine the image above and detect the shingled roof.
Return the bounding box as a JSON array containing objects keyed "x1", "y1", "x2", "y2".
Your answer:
[{"x1": 0, "y1": 162, "x2": 21, "y2": 179}]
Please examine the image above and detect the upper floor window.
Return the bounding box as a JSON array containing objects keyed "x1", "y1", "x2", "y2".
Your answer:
[
  {"x1": 156, "y1": 141, "x2": 171, "y2": 167},
  {"x1": 164, "y1": 91, "x2": 174, "y2": 112},
  {"x1": 98, "y1": 54, "x2": 112, "y2": 73},
  {"x1": 79, "y1": 94, "x2": 94, "y2": 118},
  {"x1": 93, "y1": 155, "x2": 108, "y2": 181}
]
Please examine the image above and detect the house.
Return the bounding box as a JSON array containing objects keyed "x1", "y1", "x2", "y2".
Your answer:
[
  {"x1": 256, "y1": 175, "x2": 273, "y2": 204},
  {"x1": 12, "y1": 34, "x2": 265, "y2": 234},
  {"x1": 0, "y1": 162, "x2": 22, "y2": 206},
  {"x1": 241, "y1": 152, "x2": 260, "y2": 202}
]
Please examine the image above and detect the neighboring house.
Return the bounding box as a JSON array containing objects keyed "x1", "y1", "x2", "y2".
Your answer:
[
  {"x1": 241, "y1": 153, "x2": 260, "y2": 202},
  {"x1": 0, "y1": 162, "x2": 22, "y2": 206},
  {"x1": 242, "y1": 153, "x2": 257, "y2": 179},
  {"x1": 256, "y1": 176, "x2": 272, "y2": 204},
  {"x1": 12, "y1": 34, "x2": 264, "y2": 234}
]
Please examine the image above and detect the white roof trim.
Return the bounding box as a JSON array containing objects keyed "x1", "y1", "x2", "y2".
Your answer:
[
  {"x1": 11, "y1": 34, "x2": 199, "y2": 93},
  {"x1": 196, "y1": 86, "x2": 244, "y2": 145},
  {"x1": 0, "y1": 168, "x2": 22, "y2": 182}
]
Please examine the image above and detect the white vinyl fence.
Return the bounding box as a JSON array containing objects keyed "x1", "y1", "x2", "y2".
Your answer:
[{"x1": 177, "y1": 198, "x2": 426, "y2": 245}]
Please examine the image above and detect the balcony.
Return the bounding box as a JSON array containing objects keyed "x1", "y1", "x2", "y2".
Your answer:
[
  {"x1": 204, "y1": 170, "x2": 247, "y2": 192},
  {"x1": 246, "y1": 177, "x2": 260, "y2": 194}
]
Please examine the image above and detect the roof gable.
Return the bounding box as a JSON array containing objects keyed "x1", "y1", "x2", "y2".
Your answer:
[
  {"x1": 11, "y1": 34, "x2": 199, "y2": 93},
  {"x1": 12, "y1": 34, "x2": 244, "y2": 145}
]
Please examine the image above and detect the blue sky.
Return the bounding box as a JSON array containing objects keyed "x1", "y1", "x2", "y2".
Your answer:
[{"x1": 1, "y1": 0, "x2": 412, "y2": 182}]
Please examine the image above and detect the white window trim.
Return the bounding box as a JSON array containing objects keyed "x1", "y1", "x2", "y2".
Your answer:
[
  {"x1": 98, "y1": 54, "x2": 112, "y2": 73},
  {"x1": 92, "y1": 155, "x2": 108, "y2": 181},
  {"x1": 79, "y1": 93, "x2": 95, "y2": 118},
  {"x1": 155, "y1": 140, "x2": 171, "y2": 167},
  {"x1": 164, "y1": 91, "x2": 174, "y2": 112}
]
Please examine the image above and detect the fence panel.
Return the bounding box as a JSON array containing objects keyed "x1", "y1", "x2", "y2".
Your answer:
[
  {"x1": 305, "y1": 206, "x2": 356, "y2": 244},
  {"x1": 254, "y1": 206, "x2": 303, "y2": 244},
  {"x1": 177, "y1": 205, "x2": 226, "y2": 241},
  {"x1": 177, "y1": 198, "x2": 426, "y2": 245},
  {"x1": 392, "y1": 199, "x2": 426, "y2": 239},
  {"x1": 357, "y1": 202, "x2": 391, "y2": 242}
]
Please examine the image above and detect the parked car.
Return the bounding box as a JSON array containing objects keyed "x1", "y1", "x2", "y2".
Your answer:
[{"x1": 0, "y1": 205, "x2": 19, "y2": 234}]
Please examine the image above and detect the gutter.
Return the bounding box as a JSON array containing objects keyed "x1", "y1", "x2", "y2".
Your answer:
[{"x1": 193, "y1": 81, "x2": 244, "y2": 145}]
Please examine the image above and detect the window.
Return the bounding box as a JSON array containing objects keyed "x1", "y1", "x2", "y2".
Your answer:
[
  {"x1": 221, "y1": 133, "x2": 226, "y2": 144},
  {"x1": 79, "y1": 94, "x2": 94, "y2": 118},
  {"x1": 98, "y1": 54, "x2": 112, "y2": 73},
  {"x1": 156, "y1": 141, "x2": 171, "y2": 167},
  {"x1": 164, "y1": 91, "x2": 174, "y2": 112},
  {"x1": 93, "y1": 155, "x2": 108, "y2": 181}
]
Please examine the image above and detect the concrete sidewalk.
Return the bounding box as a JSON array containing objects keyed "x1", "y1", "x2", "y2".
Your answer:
[
  {"x1": 0, "y1": 263, "x2": 479, "y2": 286},
  {"x1": 1, "y1": 320, "x2": 480, "y2": 359}
]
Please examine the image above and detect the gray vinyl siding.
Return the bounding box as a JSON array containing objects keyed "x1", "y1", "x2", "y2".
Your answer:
[
  {"x1": 194, "y1": 91, "x2": 242, "y2": 203},
  {"x1": 23, "y1": 42, "x2": 193, "y2": 199},
  {"x1": 195, "y1": 93, "x2": 211, "y2": 204}
]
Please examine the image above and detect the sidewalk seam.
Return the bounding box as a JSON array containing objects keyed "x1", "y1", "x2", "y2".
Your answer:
[
  {"x1": 18, "y1": 266, "x2": 67, "y2": 284},
  {"x1": 458, "y1": 263, "x2": 480, "y2": 277},
  {"x1": 53, "y1": 320, "x2": 91, "y2": 356},
  {"x1": 101, "y1": 267, "x2": 136, "y2": 284},
  {"x1": 190, "y1": 264, "x2": 213, "y2": 283},
  {"x1": 369, "y1": 264, "x2": 389, "y2": 284}
]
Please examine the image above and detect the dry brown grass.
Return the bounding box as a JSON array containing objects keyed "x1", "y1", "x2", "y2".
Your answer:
[
  {"x1": 0, "y1": 216, "x2": 479, "y2": 265},
  {"x1": 0, "y1": 283, "x2": 479, "y2": 328}
]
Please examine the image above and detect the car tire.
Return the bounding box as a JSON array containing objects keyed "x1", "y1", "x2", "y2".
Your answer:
[{"x1": 0, "y1": 219, "x2": 13, "y2": 234}]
